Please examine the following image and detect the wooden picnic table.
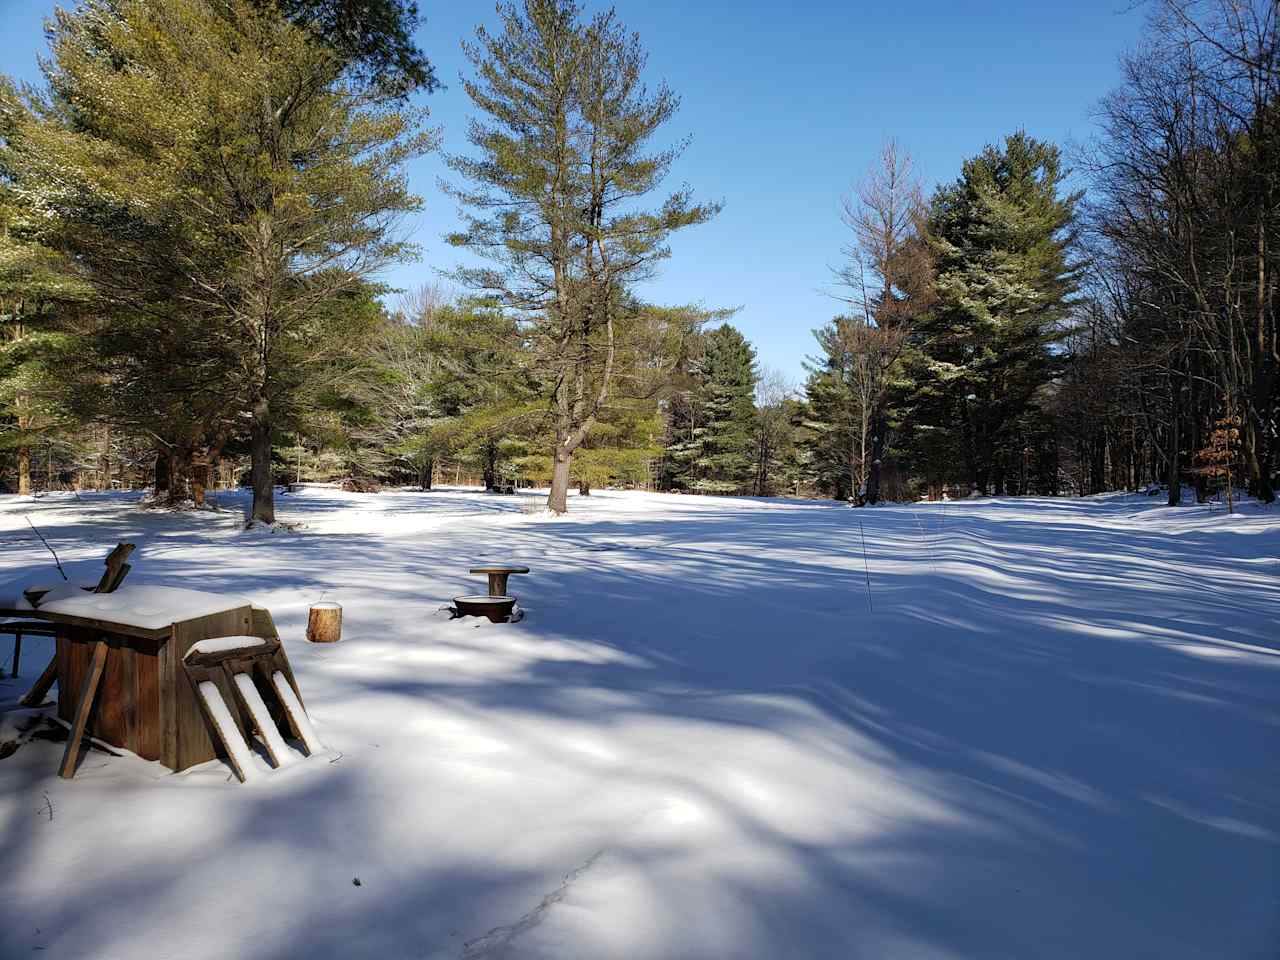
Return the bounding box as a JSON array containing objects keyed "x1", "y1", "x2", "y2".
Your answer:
[{"x1": 469, "y1": 565, "x2": 530, "y2": 597}]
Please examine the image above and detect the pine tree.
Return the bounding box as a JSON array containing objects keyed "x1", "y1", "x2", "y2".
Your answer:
[
  {"x1": 9, "y1": 0, "x2": 433, "y2": 520},
  {"x1": 445, "y1": 0, "x2": 718, "y2": 513},
  {"x1": 0, "y1": 110, "x2": 92, "y2": 495},
  {"x1": 903, "y1": 132, "x2": 1081, "y2": 495},
  {"x1": 662, "y1": 324, "x2": 758, "y2": 494}
]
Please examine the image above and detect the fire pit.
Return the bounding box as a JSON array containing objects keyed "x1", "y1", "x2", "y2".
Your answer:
[{"x1": 452, "y1": 595, "x2": 517, "y2": 623}]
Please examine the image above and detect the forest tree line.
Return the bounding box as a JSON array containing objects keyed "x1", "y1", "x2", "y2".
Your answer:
[{"x1": 1, "y1": 0, "x2": 1275, "y2": 515}]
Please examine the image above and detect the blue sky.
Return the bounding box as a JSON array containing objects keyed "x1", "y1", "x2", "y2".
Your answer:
[{"x1": 0, "y1": 0, "x2": 1149, "y2": 381}]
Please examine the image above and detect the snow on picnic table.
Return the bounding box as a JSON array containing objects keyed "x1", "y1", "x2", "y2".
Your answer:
[{"x1": 0, "y1": 485, "x2": 1277, "y2": 959}]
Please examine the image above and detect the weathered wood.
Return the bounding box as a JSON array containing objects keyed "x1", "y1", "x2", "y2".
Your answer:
[
  {"x1": 59, "y1": 639, "x2": 108, "y2": 779},
  {"x1": 271, "y1": 670, "x2": 321, "y2": 755},
  {"x1": 251, "y1": 607, "x2": 306, "y2": 710},
  {"x1": 170, "y1": 606, "x2": 255, "y2": 772},
  {"x1": 38, "y1": 610, "x2": 169, "y2": 641},
  {"x1": 2, "y1": 621, "x2": 56, "y2": 679},
  {"x1": 469, "y1": 565, "x2": 530, "y2": 597},
  {"x1": 96, "y1": 635, "x2": 132, "y2": 748},
  {"x1": 190, "y1": 678, "x2": 247, "y2": 783},
  {"x1": 93, "y1": 543, "x2": 136, "y2": 594},
  {"x1": 182, "y1": 637, "x2": 280, "y2": 669},
  {"x1": 104, "y1": 563, "x2": 132, "y2": 593},
  {"x1": 454, "y1": 595, "x2": 517, "y2": 623},
  {"x1": 306, "y1": 603, "x2": 342, "y2": 643},
  {"x1": 18, "y1": 656, "x2": 57, "y2": 707},
  {"x1": 224, "y1": 662, "x2": 283, "y2": 768},
  {"x1": 159, "y1": 633, "x2": 177, "y2": 769},
  {"x1": 16, "y1": 588, "x2": 314, "y2": 781}
]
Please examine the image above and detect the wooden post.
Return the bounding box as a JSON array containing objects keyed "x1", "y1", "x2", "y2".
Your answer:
[
  {"x1": 19, "y1": 656, "x2": 57, "y2": 707},
  {"x1": 59, "y1": 639, "x2": 108, "y2": 779},
  {"x1": 306, "y1": 602, "x2": 342, "y2": 643}
]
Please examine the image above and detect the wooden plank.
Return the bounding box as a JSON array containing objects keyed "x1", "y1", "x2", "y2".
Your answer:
[
  {"x1": 159, "y1": 633, "x2": 177, "y2": 770},
  {"x1": 93, "y1": 543, "x2": 136, "y2": 594},
  {"x1": 104, "y1": 562, "x2": 132, "y2": 594},
  {"x1": 252, "y1": 607, "x2": 308, "y2": 713},
  {"x1": 34, "y1": 610, "x2": 167, "y2": 641},
  {"x1": 59, "y1": 639, "x2": 108, "y2": 779},
  {"x1": 254, "y1": 659, "x2": 302, "y2": 743},
  {"x1": 171, "y1": 607, "x2": 255, "y2": 772},
  {"x1": 135, "y1": 638, "x2": 162, "y2": 761},
  {"x1": 95, "y1": 636, "x2": 130, "y2": 747},
  {"x1": 190, "y1": 676, "x2": 247, "y2": 783},
  {"x1": 271, "y1": 670, "x2": 321, "y2": 756},
  {"x1": 182, "y1": 637, "x2": 279, "y2": 669},
  {"x1": 224, "y1": 662, "x2": 283, "y2": 768},
  {"x1": 250, "y1": 607, "x2": 280, "y2": 640},
  {"x1": 18, "y1": 656, "x2": 57, "y2": 707}
]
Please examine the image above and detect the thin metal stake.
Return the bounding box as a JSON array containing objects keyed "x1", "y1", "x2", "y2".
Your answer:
[{"x1": 857, "y1": 519, "x2": 874, "y2": 614}]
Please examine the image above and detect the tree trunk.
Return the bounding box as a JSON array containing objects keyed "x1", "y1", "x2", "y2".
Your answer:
[
  {"x1": 168, "y1": 448, "x2": 192, "y2": 502},
  {"x1": 421, "y1": 458, "x2": 434, "y2": 491},
  {"x1": 17, "y1": 443, "x2": 31, "y2": 496},
  {"x1": 99, "y1": 425, "x2": 112, "y2": 492},
  {"x1": 865, "y1": 410, "x2": 886, "y2": 504},
  {"x1": 191, "y1": 454, "x2": 209, "y2": 508},
  {"x1": 548, "y1": 448, "x2": 572, "y2": 514},
  {"x1": 306, "y1": 602, "x2": 342, "y2": 643},
  {"x1": 483, "y1": 441, "x2": 498, "y2": 492},
  {"x1": 249, "y1": 398, "x2": 275, "y2": 525},
  {"x1": 1244, "y1": 416, "x2": 1275, "y2": 502},
  {"x1": 154, "y1": 449, "x2": 171, "y2": 495},
  {"x1": 578, "y1": 480, "x2": 591, "y2": 496},
  {"x1": 1166, "y1": 401, "x2": 1182, "y2": 507}
]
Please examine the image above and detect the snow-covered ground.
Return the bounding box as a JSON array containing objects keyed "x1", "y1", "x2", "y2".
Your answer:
[{"x1": 1, "y1": 486, "x2": 1277, "y2": 959}]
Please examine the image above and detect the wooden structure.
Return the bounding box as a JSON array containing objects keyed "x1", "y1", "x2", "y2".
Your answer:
[
  {"x1": 452, "y1": 595, "x2": 517, "y2": 623},
  {"x1": 3, "y1": 542, "x2": 135, "y2": 681},
  {"x1": 183, "y1": 635, "x2": 322, "y2": 782},
  {"x1": 469, "y1": 565, "x2": 530, "y2": 597},
  {"x1": 2, "y1": 618, "x2": 56, "y2": 678},
  {"x1": 9, "y1": 586, "x2": 317, "y2": 780},
  {"x1": 305, "y1": 601, "x2": 342, "y2": 643}
]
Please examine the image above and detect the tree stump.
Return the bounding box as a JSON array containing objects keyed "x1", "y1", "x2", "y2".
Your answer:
[{"x1": 306, "y1": 602, "x2": 342, "y2": 643}]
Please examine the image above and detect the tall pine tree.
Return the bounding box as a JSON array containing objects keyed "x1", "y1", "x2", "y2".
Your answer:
[
  {"x1": 663, "y1": 324, "x2": 758, "y2": 494},
  {"x1": 903, "y1": 132, "x2": 1081, "y2": 495}
]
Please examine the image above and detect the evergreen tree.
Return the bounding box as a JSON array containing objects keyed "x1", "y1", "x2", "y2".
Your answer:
[
  {"x1": 663, "y1": 324, "x2": 758, "y2": 494},
  {"x1": 903, "y1": 132, "x2": 1081, "y2": 494},
  {"x1": 800, "y1": 316, "x2": 909, "y2": 503},
  {"x1": 0, "y1": 85, "x2": 91, "y2": 495},
  {"x1": 9, "y1": 0, "x2": 433, "y2": 520},
  {"x1": 446, "y1": 0, "x2": 718, "y2": 513}
]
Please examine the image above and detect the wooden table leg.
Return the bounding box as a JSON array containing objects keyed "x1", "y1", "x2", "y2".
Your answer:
[
  {"x1": 488, "y1": 573, "x2": 509, "y2": 596},
  {"x1": 19, "y1": 656, "x2": 58, "y2": 708},
  {"x1": 11, "y1": 629, "x2": 20, "y2": 678},
  {"x1": 59, "y1": 640, "x2": 108, "y2": 779}
]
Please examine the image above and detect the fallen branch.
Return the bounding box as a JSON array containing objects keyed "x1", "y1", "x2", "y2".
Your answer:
[{"x1": 25, "y1": 517, "x2": 68, "y2": 581}]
